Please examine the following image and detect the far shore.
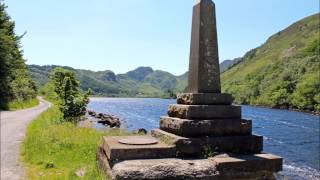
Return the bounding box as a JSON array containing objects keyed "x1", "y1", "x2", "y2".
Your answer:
[{"x1": 88, "y1": 96, "x2": 319, "y2": 116}]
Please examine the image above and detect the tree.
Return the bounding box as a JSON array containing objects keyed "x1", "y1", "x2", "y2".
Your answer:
[
  {"x1": 50, "y1": 67, "x2": 90, "y2": 122},
  {"x1": 0, "y1": 2, "x2": 37, "y2": 109},
  {"x1": 290, "y1": 73, "x2": 320, "y2": 111}
]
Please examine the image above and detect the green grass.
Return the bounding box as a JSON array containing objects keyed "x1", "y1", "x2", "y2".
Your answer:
[
  {"x1": 20, "y1": 104, "x2": 131, "y2": 179},
  {"x1": 5, "y1": 98, "x2": 39, "y2": 111}
]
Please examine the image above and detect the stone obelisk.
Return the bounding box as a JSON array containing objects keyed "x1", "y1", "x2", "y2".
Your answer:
[
  {"x1": 97, "y1": 1, "x2": 283, "y2": 179},
  {"x1": 188, "y1": 0, "x2": 221, "y2": 93}
]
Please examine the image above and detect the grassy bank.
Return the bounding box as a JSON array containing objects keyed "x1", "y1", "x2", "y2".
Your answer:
[
  {"x1": 2, "y1": 98, "x2": 39, "y2": 111},
  {"x1": 20, "y1": 103, "x2": 131, "y2": 179}
]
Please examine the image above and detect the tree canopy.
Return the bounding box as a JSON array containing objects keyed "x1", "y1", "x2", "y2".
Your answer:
[
  {"x1": 0, "y1": 2, "x2": 37, "y2": 109},
  {"x1": 49, "y1": 67, "x2": 90, "y2": 122}
]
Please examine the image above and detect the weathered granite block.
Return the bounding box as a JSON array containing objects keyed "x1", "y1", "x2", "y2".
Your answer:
[
  {"x1": 151, "y1": 129, "x2": 263, "y2": 156},
  {"x1": 96, "y1": 153, "x2": 280, "y2": 180},
  {"x1": 112, "y1": 158, "x2": 218, "y2": 180},
  {"x1": 160, "y1": 116, "x2": 251, "y2": 137},
  {"x1": 168, "y1": 104, "x2": 241, "y2": 119},
  {"x1": 101, "y1": 136, "x2": 176, "y2": 161},
  {"x1": 212, "y1": 153, "x2": 283, "y2": 172},
  {"x1": 177, "y1": 93, "x2": 233, "y2": 105},
  {"x1": 201, "y1": 135, "x2": 263, "y2": 154},
  {"x1": 97, "y1": 146, "x2": 114, "y2": 176},
  {"x1": 151, "y1": 129, "x2": 200, "y2": 155}
]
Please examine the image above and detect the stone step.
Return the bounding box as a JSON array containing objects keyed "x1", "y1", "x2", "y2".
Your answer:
[
  {"x1": 151, "y1": 129, "x2": 263, "y2": 156},
  {"x1": 101, "y1": 136, "x2": 176, "y2": 161},
  {"x1": 212, "y1": 153, "x2": 283, "y2": 173},
  {"x1": 160, "y1": 116, "x2": 251, "y2": 137},
  {"x1": 177, "y1": 93, "x2": 233, "y2": 105},
  {"x1": 168, "y1": 104, "x2": 241, "y2": 119},
  {"x1": 97, "y1": 147, "x2": 282, "y2": 180}
]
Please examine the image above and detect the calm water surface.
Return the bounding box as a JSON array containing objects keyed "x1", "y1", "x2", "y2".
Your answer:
[{"x1": 88, "y1": 98, "x2": 320, "y2": 180}]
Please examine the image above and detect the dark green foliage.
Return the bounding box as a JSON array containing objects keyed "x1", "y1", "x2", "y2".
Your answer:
[
  {"x1": 290, "y1": 73, "x2": 320, "y2": 111},
  {"x1": 50, "y1": 67, "x2": 89, "y2": 122},
  {"x1": 0, "y1": 2, "x2": 37, "y2": 109},
  {"x1": 222, "y1": 13, "x2": 320, "y2": 113}
]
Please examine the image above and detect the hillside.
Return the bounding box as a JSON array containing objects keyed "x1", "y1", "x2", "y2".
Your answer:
[
  {"x1": 29, "y1": 65, "x2": 183, "y2": 98},
  {"x1": 28, "y1": 13, "x2": 319, "y2": 112},
  {"x1": 220, "y1": 58, "x2": 242, "y2": 72},
  {"x1": 221, "y1": 13, "x2": 320, "y2": 113},
  {"x1": 28, "y1": 60, "x2": 235, "y2": 98}
]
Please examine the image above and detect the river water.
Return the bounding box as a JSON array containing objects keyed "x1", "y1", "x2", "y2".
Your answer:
[{"x1": 88, "y1": 98, "x2": 320, "y2": 180}]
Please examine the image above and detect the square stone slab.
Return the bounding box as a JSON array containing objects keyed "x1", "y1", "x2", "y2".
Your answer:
[
  {"x1": 101, "y1": 136, "x2": 176, "y2": 161},
  {"x1": 168, "y1": 104, "x2": 241, "y2": 119},
  {"x1": 160, "y1": 116, "x2": 251, "y2": 137},
  {"x1": 212, "y1": 153, "x2": 283, "y2": 172},
  {"x1": 177, "y1": 93, "x2": 233, "y2": 105}
]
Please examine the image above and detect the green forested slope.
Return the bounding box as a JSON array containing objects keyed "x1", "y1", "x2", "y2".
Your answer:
[
  {"x1": 0, "y1": 3, "x2": 37, "y2": 109},
  {"x1": 28, "y1": 65, "x2": 179, "y2": 98},
  {"x1": 221, "y1": 13, "x2": 320, "y2": 112}
]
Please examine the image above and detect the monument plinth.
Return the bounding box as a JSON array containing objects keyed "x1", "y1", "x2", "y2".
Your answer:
[{"x1": 97, "y1": 0, "x2": 282, "y2": 179}]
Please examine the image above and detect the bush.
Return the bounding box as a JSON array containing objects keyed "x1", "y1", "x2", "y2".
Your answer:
[{"x1": 50, "y1": 67, "x2": 90, "y2": 122}]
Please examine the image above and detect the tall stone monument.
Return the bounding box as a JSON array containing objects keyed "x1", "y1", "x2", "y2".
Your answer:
[{"x1": 97, "y1": 0, "x2": 283, "y2": 179}]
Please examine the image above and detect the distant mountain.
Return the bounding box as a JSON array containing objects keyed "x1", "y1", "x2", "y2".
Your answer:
[
  {"x1": 28, "y1": 65, "x2": 178, "y2": 98},
  {"x1": 221, "y1": 13, "x2": 319, "y2": 113},
  {"x1": 28, "y1": 14, "x2": 319, "y2": 112},
  {"x1": 220, "y1": 58, "x2": 242, "y2": 72},
  {"x1": 29, "y1": 59, "x2": 239, "y2": 98},
  {"x1": 28, "y1": 60, "x2": 235, "y2": 98},
  {"x1": 124, "y1": 67, "x2": 153, "y2": 82}
]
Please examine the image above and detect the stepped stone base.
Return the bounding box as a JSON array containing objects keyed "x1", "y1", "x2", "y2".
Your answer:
[
  {"x1": 168, "y1": 104, "x2": 241, "y2": 119},
  {"x1": 213, "y1": 153, "x2": 282, "y2": 172},
  {"x1": 151, "y1": 129, "x2": 262, "y2": 155},
  {"x1": 101, "y1": 136, "x2": 176, "y2": 161},
  {"x1": 160, "y1": 116, "x2": 252, "y2": 137},
  {"x1": 97, "y1": 146, "x2": 282, "y2": 180},
  {"x1": 97, "y1": 0, "x2": 283, "y2": 178},
  {"x1": 177, "y1": 93, "x2": 233, "y2": 105}
]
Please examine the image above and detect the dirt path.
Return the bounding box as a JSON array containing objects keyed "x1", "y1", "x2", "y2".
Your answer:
[{"x1": 0, "y1": 97, "x2": 51, "y2": 180}]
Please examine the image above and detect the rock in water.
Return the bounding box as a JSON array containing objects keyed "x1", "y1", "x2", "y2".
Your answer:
[{"x1": 137, "y1": 128, "x2": 148, "y2": 134}]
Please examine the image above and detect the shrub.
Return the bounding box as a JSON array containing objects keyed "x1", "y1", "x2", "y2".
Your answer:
[{"x1": 50, "y1": 67, "x2": 90, "y2": 122}]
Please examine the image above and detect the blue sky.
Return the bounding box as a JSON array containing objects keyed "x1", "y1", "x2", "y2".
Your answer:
[{"x1": 5, "y1": 0, "x2": 319, "y2": 75}]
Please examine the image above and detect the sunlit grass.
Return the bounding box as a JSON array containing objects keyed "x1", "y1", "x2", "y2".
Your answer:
[
  {"x1": 20, "y1": 104, "x2": 131, "y2": 179},
  {"x1": 5, "y1": 98, "x2": 39, "y2": 111}
]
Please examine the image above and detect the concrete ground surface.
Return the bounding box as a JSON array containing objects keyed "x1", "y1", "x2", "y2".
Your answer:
[{"x1": 0, "y1": 97, "x2": 50, "y2": 180}]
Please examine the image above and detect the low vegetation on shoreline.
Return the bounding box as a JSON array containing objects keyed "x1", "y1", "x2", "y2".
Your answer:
[
  {"x1": 5, "y1": 98, "x2": 39, "y2": 111},
  {"x1": 20, "y1": 102, "x2": 130, "y2": 179},
  {"x1": 21, "y1": 67, "x2": 131, "y2": 179}
]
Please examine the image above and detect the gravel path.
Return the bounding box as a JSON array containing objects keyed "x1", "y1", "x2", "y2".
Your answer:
[{"x1": 0, "y1": 97, "x2": 51, "y2": 180}]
